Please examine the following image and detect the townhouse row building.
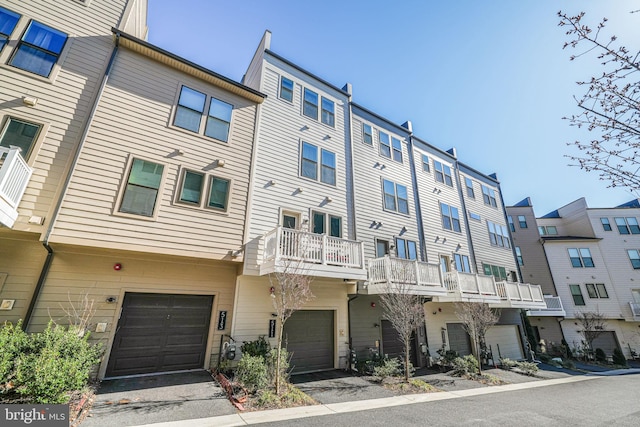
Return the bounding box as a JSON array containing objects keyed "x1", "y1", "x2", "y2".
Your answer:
[{"x1": 0, "y1": 0, "x2": 545, "y2": 379}]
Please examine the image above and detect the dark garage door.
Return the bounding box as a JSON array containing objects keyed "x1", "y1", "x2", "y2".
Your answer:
[
  {"x1": 106, "y1": 293, "x2": 213, "y2": 377},
  {"x1": 592, "y1": 331, "x2": 620, "y2": 357},
  {"x1": 381, "y1": 320, "x2": 418, "y2": 366},
  {"x1": 447, "y1": 323, "x2": 472, "y2": 356},
  {"x1": 283, "y1": 310, "x2": 334, "y2": 373}
]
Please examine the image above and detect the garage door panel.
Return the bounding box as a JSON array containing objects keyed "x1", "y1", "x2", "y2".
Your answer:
[
  {"x1": 283, "y1": 310, "x2": 334, "y2": 373},
  {"x1": 106, "y1": 293, "x2": 213, "y2": 377},
  {"x1": 485, "y1": 325, "x2": 523, "y2": 360},
  {"x1": 592, "y1": 332, "x2": 619, "y2": 356}
]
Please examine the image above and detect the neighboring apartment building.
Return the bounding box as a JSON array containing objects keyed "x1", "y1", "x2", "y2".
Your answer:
[
  {"x1": 0, "y1": 0, "x2": 265, "y2": 379},
  {"x1": 508, "y1": 197, "x2": 640, "y2": 359}
]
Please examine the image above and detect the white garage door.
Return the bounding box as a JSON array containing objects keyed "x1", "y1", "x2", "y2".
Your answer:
[{"x1": 485, "y1": 325, "x2": 524, "y2": 361}]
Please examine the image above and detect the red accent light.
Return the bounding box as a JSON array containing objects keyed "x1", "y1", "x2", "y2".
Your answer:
[
  {"x1": 371, "y1": 302, "x2": 376, "y2": 308},
  {"x1": 113, "y1": 263, "x2": 122, "y2": 271},
  {"x1": 438, "y1": 307, "x2": 442, "y2": 312},
  {"x1": 270, "y1": 286, "x2": 275, "y2": 294}
]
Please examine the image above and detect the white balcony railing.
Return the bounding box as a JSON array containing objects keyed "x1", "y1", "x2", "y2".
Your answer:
[
  {"x1": 0, "y1": 146, "x2": 33, "y2": 228},
  {"x1": 527, "y1": 295, "x2": 566, "y2": 316},
  {"x1": 444, "y1": 271, "x2": 498, "y2": 296},
  {"x1": 630, "y1": 302, "x2": 640, "y2": 317},
  {"x1": 263, "y1": 226, "x2": 364, "y2": 269},
  {"x1": 495, "y1": 281, "x2": 544, "y2": 303},
  {"x1": 366, "y1": 256, "x2": 443, "y2": 290}
]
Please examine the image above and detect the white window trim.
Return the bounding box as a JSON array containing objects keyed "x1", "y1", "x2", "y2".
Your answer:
[
  {"x1": 113, "y1": 155, "x2": 168, "y2": 221},
  {"x1": 173, "y1": 166, "x2": 232, "y2": 214},
  {"x1": 0, "y1": 114, "x2": 49, "y2": 166},
  {"x1": 299, "y1": 141, "x2": 337, "y2": 187}
]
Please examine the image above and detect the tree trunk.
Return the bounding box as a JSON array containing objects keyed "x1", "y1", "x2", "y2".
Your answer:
[
  {"x1": 275, "y1": 320, "x2": 285, "y2": 395},
  {"x1": 405, "y1": 341, "x2": 410, "y2": 382}
]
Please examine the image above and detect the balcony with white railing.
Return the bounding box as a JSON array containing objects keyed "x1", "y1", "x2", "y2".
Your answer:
[
  {"x1": 526, "y1": 295, "x2": 566, "y2": 316},
  {"x1": 494, "y1": 281, "x2": 547, "y2": 310},
  {"x1": 363, "y1": 256, "x2": 447, "y2": 296},
  {"x1": 630, "y1": 302, "x2": 640, "y2": 318},
  {"x1": 0, "y1": 147, "x2": 33, "y2": 228},
  {"x1": 259, "y1": 226, "x2": 366, "y2": 280},
  {"x1": 440, "y1": 271, "x2": 501, "y2": 303}
]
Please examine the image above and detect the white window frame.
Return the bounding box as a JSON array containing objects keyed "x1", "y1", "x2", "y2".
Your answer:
[
  {"x1": 395, "y1": 237, "x2": 417, "y2": 260},
  {"x1": 303, "y1": 87, "x2": 319, "y2": 120},
  {"x1": 440, "y1": 202, "x2": 461, "y2": 232},
  {"x1": 465, "y1": 177, "x2": 475, "y2": 198},
  {"x1": 391, "y1": 136, "x2": 403, "y2": 163},
  {"x1": 300, "y1": 141, "x2": 336, "y2": 186},
  {"x1": 279, "y1": 76, "x2": 294, "y2": 102},
  {"x1": 434, "y1": 160, "x2": 453, "y2": 186},
  {"x1": 321, "y1": 97, "x2": 335, "y2": 127},
  {"x1": 481, "y1": 185, "x2": 497, "y2": 207},
  {"x1": 421, "y1": 154, "x2": 430, "y2": 172},
  {"x1": 568, "y1": 248, "x2": 595, "y2": 268},
  {"x1": 311, "y1": 210, "x2": 342, "y2": 238},
  {"x1": 362, "y1": 123, "x2": 373, "y2": 145},
  {"x1": 116, "y1": 156, "x2": 167, "y2": 220},
  {"x1": 172, "y1": 84, "x2": 234, "y2": 143},
  {"x1": 382, "y1": 178, "x2": 409, "y2": 214},
  {"x1": 379, "y1": 130, "x2": 391, "y2": 158}
]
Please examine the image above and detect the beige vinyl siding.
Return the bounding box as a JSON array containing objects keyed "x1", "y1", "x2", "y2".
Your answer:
[
  {"x1": 25, "y1": 245, "x2": 238, "y2": 378},
  {"x1": 0, "y1": 0, "x2": 128, "y2": 231},
  {"x1": 49, "y1": 49, "x2": 257, "y2": 259},
  {"x1": 243, "y1": 58, "x2": 351, "y2": 274},
  {"x1": 461, "y1": 176, "x2": 517, "y2": 275},
  {"x1": 232, "y1": 275, "x2": 350, "y2": 370},
  {"x1": 351, "y1": 113, "x2": 419, "y2": 261},
  {"x1": 413, "y1": 147, "x2": 468, "y2": 265}
]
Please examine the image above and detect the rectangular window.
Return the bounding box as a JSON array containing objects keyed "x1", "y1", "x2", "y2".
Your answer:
[
  {"x1": 174, "y1": 86, "x2": 206, "y2": 133},
  {"x1": 363, "y1": 123, "x2": 373, "y2": 145},
  {"x1": 10, "y1": 20, "x2": 67, "y2": 77},
  {"x1": 421, "y1": 154, "x2": 430, "y2": 172},
  {"x1": 434, "y1": 160, "x2": 453, "y2": 186},
  {"x1": 120, "y1": 159, "x2": 164, "y2": 217},
  {"x1": 454, "y1": 253, "x2": 471, "y2": 273},
  {"x1": 628, "y1": 249, "x2": 640, "y2": 269},
  {"x1": 280, "y1": 76, "x2": 293, "y2": 102},
  {"x1": 379, "y1": 131, "x2": 391, "y2": 158},
  {"x1": 615, "y1": 217, "x2": 640, "y2": 234},
  {"x1": 585, "y1": 283, "x2": 609, "y2": 299},
  {"x1": 312, "y1": 211, "x2": 341, "y2": 237},
  {"x1": 515, "y1": 246, "x2": 524, "y2": 266},
  {"x1": 508, "y1": 216, "x2": 515, "y2": 232},
  {"x1": 0, "y1": 7, "x2": 20, "y2": 51},
  {"x1": 568, "y1": 248, "x2": 595, "y2": 268},
  {"x1": 518, "y1": 215, "x2": 527, "y2": 229},
  {"x1": 600, "y1": 218, "x2": 612, "y2": 231},
  {"x1": 321, "y1": 97, "x2": 335, "y2": 127},
  {"x1": 481, "y1": 185, "x2": 497, "y2": 207},
  {"x1": 570, "y1": 284, "x2": 585, "y2": 306},
  {"x1": 396, "y1": 238, "x2": 417, "y2": 260},
  {"x1": 303, "y1": 88, "x2": 318, "y2": 120},
  {"x1": 208, "y1": 176, "x2": 230, "y2": 210},
  {"x1": 178, "y1": 170, "x2": 204, "y2": 205},
  {"x1": 469, "y1": 211, "x2": 481, "y2": 221},
  {"x1": 204, "y1": 98, "x2": 233, "y2": 142},
  {"x1": 488, "y1": 221, "x2": 510, "y2": 248},
  {"x1": 0, "y1": 117, "x2": 41, "y2": 160},
  {"x1": 391, "y1": 137, "x2": 402, "y2": 162},
  {"x1": 465, "y1": 177, "x2": 474, "y2": 198},
  {"x1": 440, "y1": 202, "x2": 461, "y2": 232},
  {"x1": 482, "y1": 263, "x2": 507, "y2": 280},
  {"x1": 539, "y1": 226, "x2": 558, "y2": 236},
  {"x1": 301, "y1": 142, "x2": 336, "y2": 186},
  {"x1": 382, "y1": 179, "x2": 408, "y2": 214}
]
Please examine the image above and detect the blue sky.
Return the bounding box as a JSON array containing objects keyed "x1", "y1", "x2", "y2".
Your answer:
[{"x1": 147, "y1": 0, "x2": 640, "y2": 216}]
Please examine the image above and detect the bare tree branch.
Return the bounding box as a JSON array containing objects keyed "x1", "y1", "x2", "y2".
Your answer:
[{"x1": 454, "y1": 302, "x2": 500, "y2": 375}]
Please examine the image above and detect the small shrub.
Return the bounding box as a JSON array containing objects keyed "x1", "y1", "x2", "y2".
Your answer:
[
  {"x1": 451, "y1": 355, "x2": 479, "y2": 377},
  {"x1": 595, "y1": 348, "x2": 606, "y2": 363},
  {"x1": 612, "y1": 348, "x2": 627, "y2": 366},
  {"x1": 408, "y1": 378, "x2": 437, "y2": 392},
  {"x1": 255, "y1": 389, "x2": 279, "y2": 407},
  {"x1": 241, "y1": 336, "x2": 271, "y2": 359},
  {"x1": 514, "y1": 361, "x2": 538, "y2": 376},
  {"x1": 235, "y1": 354, "x2": 269, "y2": 393},
  {"x1": 266, "y1": 348, "x2": 290, "y2": 387},
  {"x1": 0, "y1": 321, "x2": 30, "y2": 383},
  {"x1": 538, "y1": 353, "x2": 552, "y2": 363},
  {"x1": 477, "y1": 374, "x2": 503, "y2": 385},
  {"x1": 499, "y1": 358, "x2": 517, "y2": 369},
  {"x1": 437, "y1": 349, "x2": 458, "y2": 366},
  {"x1": 372, "y1": 357, "x2": 401, "y2": 380},
  {"x1": 562, "y1": 359, "x2": 575, "y2": 370}
]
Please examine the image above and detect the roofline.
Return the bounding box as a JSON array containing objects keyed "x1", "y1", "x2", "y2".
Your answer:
[
  {"x1": 541, "y1": 236, "x2": 602, "y2": 242},
  {"x1": 351, "y1": 102, "x2": 411, "y2": 135},
  {"x1": 265, "y1": 49, "x2": 350, "y2": 97},
  {"x1": 112, "y1": 29, "x2": 266, "y2": 103}
]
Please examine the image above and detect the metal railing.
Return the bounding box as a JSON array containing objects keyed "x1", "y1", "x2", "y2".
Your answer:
[{"x1": 262, "y1": 226, "x2": 363, "y2": 268}]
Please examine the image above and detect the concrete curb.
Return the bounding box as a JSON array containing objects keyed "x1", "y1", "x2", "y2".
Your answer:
[{"x1": 131, "y1": 375, "x2": 602, "y2": 427}]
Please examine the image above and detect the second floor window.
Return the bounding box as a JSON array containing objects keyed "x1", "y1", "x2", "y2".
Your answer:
[
  {"x1": 301, "y1": 142, "x2": 336, "y2": 185},
  {"x1": 312, "y1": 211, "x2": 341, "y2": 237},
  {"x1": 383, "y1": 179, "x2": 408, "y2": 214},
  {"x1": 585, "y1": 283, "x2": 609, "y2": 299},
  {"x1": 568, "y1": 248, "x2": 594, "y2": 268},
  {"x1": 570, "y1": 284, "x2": 585, "y2": 306},
  {"x1": 10, "y1": 20, "x2": 68, "y2": 77},
  {"x1": 454, "y1": 253, "x2": 471, "y2": 273},
  {"x1": 0, "y1": 117, "x2": 41, "y2": 160},
  {"x1": 615, "y1": 217, "x2": 640, "y2": 235},
  {"x1": 303, "y1": 88, "x2": 318, "y2": 120},
  {"x1": 280, "y1": 76, "x2": 293, "y2": 102},
  {"x1": 627, "y1": 249, "x2": 640, "y2": 269},
  {"x1": 488, "y1": 221, "x2": 510, "y2": 248},
  {"x1": 440, "y1": 202, "x2": 461, "y2": 232},
  {"x1": 481, "y1": 185, "x2": 497, "y2": 207},
  {"x1": 515, "y1": 246, "x2": 524, "y2": 266},
  {"x1": 120, "y1": 158, "x2": 164, "y2": 217},
  {"x1": 395, "y1": 238, "x2": 417, "y2": 260},
  {"x1": 321, "y1": 97, "x2": 334, "y2": 127}
]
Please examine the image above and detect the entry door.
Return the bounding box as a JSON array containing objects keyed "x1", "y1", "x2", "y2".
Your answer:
[
  {"x1": 440, "y1": 255, "x2": 451, "y2": 274},
  {"x1": 376, "y1": 239, "x2": 390, "y2": 257},
  {"x1": 106, "y1": 293, "x2": 214, "y2": 377},
  {"x1": 381, "y1": 320, "x2": 418, "y2": 366},
  {"x1": 282, "y1": 211, "x2": 300, "y2": 229}
]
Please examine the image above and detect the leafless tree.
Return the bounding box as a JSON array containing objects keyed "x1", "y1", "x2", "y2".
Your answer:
[
  {"x1": 378, "y1": 262, "x2": 425, "y2": 382},
  {"x1": 575, "y1": 310, "x2": 607, "y2": 354},
  {"x1": 269, "y1": 226, "x2": 315, "y2": 395},
  {"x1": 558, "y1": 11, "x2": 640, "y2": 193},
  {"x1": 454, "y1": 302, "x2": 500, "y2": 375}
]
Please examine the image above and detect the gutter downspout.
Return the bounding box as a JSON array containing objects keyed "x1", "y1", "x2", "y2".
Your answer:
[
  {"x1": 24, "y1": 36, "x2": 121, "y2": 330},
  {"x1": 406, "y1": 133, "x2": 427, "y2": 262}
]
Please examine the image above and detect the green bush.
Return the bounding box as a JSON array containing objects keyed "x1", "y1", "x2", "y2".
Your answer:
[
  {"x1": 0, "y1": 321, "x2": 30, "y2": 383},
  {"x1": 266, "y1": 348, "x2": 290, "y2": 387},
  {"x1": 612, "y1": 348, "x2": 627, "y2": 366},
  {"x1": 499, "y1": 358, "x2": 517, "y2": 369},
  {"x1": 241, "y1": 336, "x2": 271, "y2": 359},
  {"x1": 372, "y1": 357, "x2": 401, "y2": 380},
  {"x1": 235, "y1": 354, "x2": 269, "y2": 393},
  {"x1": 11, "y1": 321, "x2": 102, "y2": 403},
  {"x1": 538, "y1": 353, "x2": 552, "y2": 363},
  {"x1": 595, "y1": 348, "x2": 606, "y2": 363},
  {"x1": 514, "y1": 361, "x2": 539, "y2": 376},
  {"x1": 451, "y1": 355, "x2": 479, "y2": 377},
  {"x1": 562, "y1": 359, "x2": 575, "y2": 370}
]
